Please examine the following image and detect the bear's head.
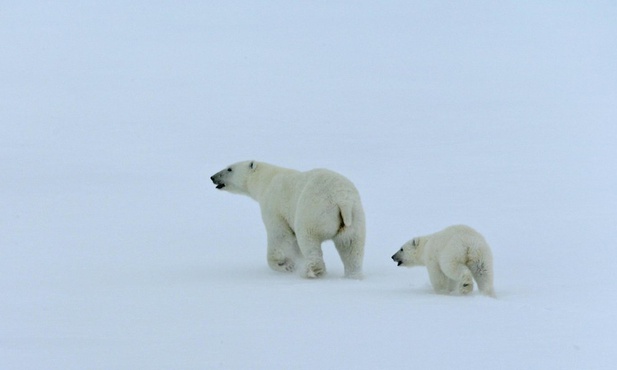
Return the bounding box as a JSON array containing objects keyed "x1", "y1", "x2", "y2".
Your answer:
[
  {"x1": 210, "y1": 160, "x2": 257, "y2": 195},
  {"x1": 391, "y1": 237, "x2": 422, "y2": 267}
]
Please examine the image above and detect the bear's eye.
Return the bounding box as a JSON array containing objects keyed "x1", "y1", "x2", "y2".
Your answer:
[
  {"x1": 400, "y1": 248, "x2": 403, "y2": 251},
  {"x1": 227, "y1": 168, "x2": 232, "y2": 172}
]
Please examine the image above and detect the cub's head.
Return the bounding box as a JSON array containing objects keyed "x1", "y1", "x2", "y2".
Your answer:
[
  {"x1": 391, "y1": 237, "x2": 422, "y2": 267},
  {"x1": 210, "y1": 160, "x2": 257, "y2": 195}
]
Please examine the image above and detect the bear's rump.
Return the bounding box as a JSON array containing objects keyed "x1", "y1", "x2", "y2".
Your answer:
[{"x1": 293, "y1": 201, "x2": 343, "y2": 240}]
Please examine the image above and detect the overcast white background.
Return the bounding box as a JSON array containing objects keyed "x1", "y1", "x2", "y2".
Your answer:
[{"x1": 1, "y1": 1, "x2": 616, "y2": 369}]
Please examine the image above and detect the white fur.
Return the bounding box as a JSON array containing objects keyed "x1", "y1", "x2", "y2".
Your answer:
[
  {"x1": 392, "y1": 225, "x2": 495, "y2": 297},
  {"x1": 211, "y1": 161, "x2": 365, "y2": 279}
]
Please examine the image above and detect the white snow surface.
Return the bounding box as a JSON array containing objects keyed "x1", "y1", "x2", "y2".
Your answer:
[{"x1": 2, "y1": 2, "x2": 616, "y2": 369}]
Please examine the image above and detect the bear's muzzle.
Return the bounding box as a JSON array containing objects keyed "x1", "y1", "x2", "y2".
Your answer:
[
  {"x1": 210, "y1": 175, "x2": 225, "y2": 189},
  {"x1": 391, "y1": 253, "x2": 403, "y2": 266}
]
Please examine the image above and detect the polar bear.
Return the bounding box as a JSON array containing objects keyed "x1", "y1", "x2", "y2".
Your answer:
[
  {"x1": 391, "y1": 225, "x2": 495, "y2": 297},
  {"x1": 211, "y1": 160, "x2": 365, "y2": 279}
]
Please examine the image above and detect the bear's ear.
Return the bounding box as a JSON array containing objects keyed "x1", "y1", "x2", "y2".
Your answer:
[
  {"x1": 249, "y1": 161, "x2": 256, "y2": 170},
  {"x1": 411, "y1": 238, "x2": 419, "y2": 247}
]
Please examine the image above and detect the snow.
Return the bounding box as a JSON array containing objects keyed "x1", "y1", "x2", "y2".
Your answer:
[{"x1": 1, "y1": 1, "x2": 616, "y2": 369}]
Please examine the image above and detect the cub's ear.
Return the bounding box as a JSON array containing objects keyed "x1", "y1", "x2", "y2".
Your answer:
[{"x1": 249, "y1": 161, "x2": 256, "y2": 170}]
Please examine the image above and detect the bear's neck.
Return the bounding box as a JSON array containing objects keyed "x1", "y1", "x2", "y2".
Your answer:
[
  {"x1": 415, "y1": 239, "x2": 428, "y2": 265},
  {"x1": 246, "y1": 164, "x2": 293, "y2": 202}
]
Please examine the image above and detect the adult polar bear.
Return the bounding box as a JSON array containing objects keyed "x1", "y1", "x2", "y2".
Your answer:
[{"x1": 211, "y1": 160, "x2": 365, "y2": 279}]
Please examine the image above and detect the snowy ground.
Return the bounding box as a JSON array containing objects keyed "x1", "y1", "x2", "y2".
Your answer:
[{"x1": 2, "y1": 2, "x2": 616, "y2": 369}]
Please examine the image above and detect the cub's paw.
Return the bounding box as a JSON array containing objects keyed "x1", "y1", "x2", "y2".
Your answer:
[{"x1": 459, "y1": 274, "x2": 474, "y2": 294}]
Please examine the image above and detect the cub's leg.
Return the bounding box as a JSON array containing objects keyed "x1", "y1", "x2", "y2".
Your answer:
[
  {"x1": 440, "y1": 259, "x2": 474, "y2": 295},
  {"x1": 426, "y1": 261, "x2": 450, "y2": 294},
  {"x1": 469, "y1": 260, "x2": 496, "y2": 297}
]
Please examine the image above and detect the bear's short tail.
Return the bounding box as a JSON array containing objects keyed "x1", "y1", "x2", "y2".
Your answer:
[{"x1": 339, "y1": 202, "x2": 353, "y2": 228}]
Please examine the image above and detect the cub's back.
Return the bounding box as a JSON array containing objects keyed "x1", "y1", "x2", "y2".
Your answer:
[
  {"x1": 428, "y1": 225, "x2": 487, "y2": 252},
  {"x1": 446, "y1": 225, "x2": 490, "y2": 255}
]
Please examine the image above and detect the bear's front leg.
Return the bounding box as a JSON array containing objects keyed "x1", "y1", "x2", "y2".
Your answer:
[
  {"x1": 440, "y1": 260, "x2": 474, "y2": 295},
  {"x1": 456, "y1": 272, "x2": 474, "y2": 295},
  {"x1": 265, "y1": 226, "x2": 299, "y2": 273},
  {"x1": 267, "y1": 249, "x2": 295, "y2": 272},
  {"x1": 426, "y1": 262, "x2": 450, "y2": 294}
]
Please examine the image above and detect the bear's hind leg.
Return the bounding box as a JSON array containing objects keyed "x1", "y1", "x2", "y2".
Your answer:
[
  {"x1": 469, "y1": 260, "x2": 496, "y2": 297},
  {"x1": 333, "y1": 232, "x2": 364, "y2": 279},
  {"x1": 296, "y1": 233, "x2": 326, "y2": 278}
]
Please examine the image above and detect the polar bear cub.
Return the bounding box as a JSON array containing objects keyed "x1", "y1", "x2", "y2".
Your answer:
[
  {"x1": 392, "y1": 225, "x2": 495, "y2": 297},
  {"x1": 211, "y1": 160, "x2": 365, "y2": 279}
]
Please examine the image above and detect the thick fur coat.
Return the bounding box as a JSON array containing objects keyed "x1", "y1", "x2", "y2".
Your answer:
[
  {"x1": 392, "y1": 225, "x2": 495, "y2": 296},
  {"x1": 212, "y1": 160, "x2": 365, "y2": 278}
]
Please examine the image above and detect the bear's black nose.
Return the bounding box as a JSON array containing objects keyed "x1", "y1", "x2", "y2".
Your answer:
[{"x1": 210, "y1": 175, "x2": 215, "y2": 182}]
